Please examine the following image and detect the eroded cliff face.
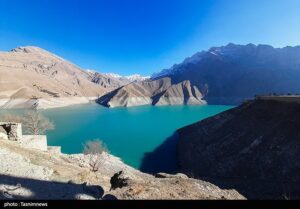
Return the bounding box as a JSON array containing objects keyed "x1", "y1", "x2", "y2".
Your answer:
[
  {"x1": 177, "y1": 98, "x2": 300, "y2": 199},
  {"x1": 96, "y1": 77, "x2": 206, "y2": 108},
  {"x1": 0, "y1": 139, "x2": 243, "y2": 200}
]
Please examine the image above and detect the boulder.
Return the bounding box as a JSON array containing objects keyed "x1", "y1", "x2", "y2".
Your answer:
[
  {"x1": 155, "y1": 172, "x2": 189, "y2": 179},
  {"x1": 110, "y1": 170, "x2": 135, "y2": 190}
]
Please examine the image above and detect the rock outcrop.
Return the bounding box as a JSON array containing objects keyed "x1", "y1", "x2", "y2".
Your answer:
[
  {"x1": 0, "y1": 46, "x2": 112, "y2": 109},
  {"x1": 96, "y1": 77, "x2": 206, "y2": 107},
  {"x1": 177, "y1": 97, "x2": 300, "y2": 199}
]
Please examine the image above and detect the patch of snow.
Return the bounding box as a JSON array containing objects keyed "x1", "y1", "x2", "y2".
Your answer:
[
  {"x1": 85, "y1": 69, "x2": 97, "y2": 74},
  {"x1": 125, "y1": 74, "x2": 150, "y2": 82},
  {"x1": 103, "y1": 73, "x2": 122, "y2": 78}
]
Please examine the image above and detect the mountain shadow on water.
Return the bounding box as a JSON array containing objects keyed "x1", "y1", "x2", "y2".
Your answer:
[{"x1": 140, "y1": 132, "x2": 179, "y2": 174}]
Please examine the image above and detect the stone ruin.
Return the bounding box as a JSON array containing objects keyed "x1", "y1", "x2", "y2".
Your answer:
[
  {"x1": 0, "y1": 122, "x2": 22, "y2": 141},
  {"x1": 0, "y1": 122, "x2": 61, "y2": 153}
]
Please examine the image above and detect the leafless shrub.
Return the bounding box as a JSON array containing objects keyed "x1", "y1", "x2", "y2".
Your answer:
[
  {"x1": 22, "y1": 110, "x2": 55, "y2": 135},
  {"x1": 1, "y1": 110, "x2": 54, "y2": 135},
  {"x1": 83, "y1": 139, "x2": 108, "y2": 172}
]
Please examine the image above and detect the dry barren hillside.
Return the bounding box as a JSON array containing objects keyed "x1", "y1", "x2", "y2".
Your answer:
[
  {"x1": 0, "y1": 46, "x2": 112, "y2": 108},
  {"x1": 97, "y1": 77, "x2": 206, "y2": 107}
]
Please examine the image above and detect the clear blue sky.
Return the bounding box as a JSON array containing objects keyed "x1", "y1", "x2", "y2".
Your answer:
[{"x1": 0, "y1": 0, "x2": 300, "y2": 75}]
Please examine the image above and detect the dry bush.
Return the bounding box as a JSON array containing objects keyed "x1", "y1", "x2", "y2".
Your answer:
[
  {"x1": 1, "y1": 110, "x2": 54, "y2": 135},
  {"x1": 83, "y1": 139, "x2": 108, "y2": 172},
  {"x1": 22, "y1": 110, "x2": 55, "y2": 135}
]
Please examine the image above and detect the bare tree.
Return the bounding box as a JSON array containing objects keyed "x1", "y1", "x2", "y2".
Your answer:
[
  {"x1": 83, "y1": 139, "x2": 108, "y2": 172},
  {"x1": 22, "y1": 110, "x2": 55, "y2": 135}
]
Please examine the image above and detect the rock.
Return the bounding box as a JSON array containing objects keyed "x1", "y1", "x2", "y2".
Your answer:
[
  {"x1": 110, "y1": 171, "x2": 131, "y2": 190},
  {"x1": 155, "y1": 173, "x2": 189, "y2": 179}
]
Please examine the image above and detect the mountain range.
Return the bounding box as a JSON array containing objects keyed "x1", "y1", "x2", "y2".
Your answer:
[
  {"x1": 86, "y1": 70, "x2": 149, "y2": 89},
  {"x1": 1, "y1": 43, "x2": 300, "y2": 108},
  {"x1": 152, "y1": 43, "x2": 300, "y2": 104}
]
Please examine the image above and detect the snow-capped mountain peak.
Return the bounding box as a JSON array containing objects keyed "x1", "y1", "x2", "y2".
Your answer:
[
  {"x1": 125, "y1": 74, "x2": 150, "y2": 82},
  {"x1": 103, "y1": 73, "x2": 122, "y2": 78},
  {"x1": 85, "y1": 69, "x2": 149, "y2": 82}
]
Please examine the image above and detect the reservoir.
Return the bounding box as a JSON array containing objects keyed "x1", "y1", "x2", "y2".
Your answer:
[{"x1": 0, "y1": 104, "x2": 234, "y2": 172}]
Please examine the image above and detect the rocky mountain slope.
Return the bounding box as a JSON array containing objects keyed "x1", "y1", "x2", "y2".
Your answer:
[
  {"x1": 87, "y1": 71, "x2": 132, "y2": 89},
  {"x1": 0, "y1": 139, "x2": 243, "y2": 200},
  {"x1": 96, "y1": 77, "x2": 206, "y2": 107},
  {"x1": 177, "y1": 97, "x2": 300, "y2": 199},
  {"x1": 153, "y1": 43, "x2": 300, "y2": 105},
  {"x1": 0, "y1": 46, "x2": 113, "y2": 109},
  {"x1": 86, "y1": 71, "x2": 149, "y2": 89}
]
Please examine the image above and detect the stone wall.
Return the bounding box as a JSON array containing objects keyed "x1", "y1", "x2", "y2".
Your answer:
[
  {"x1": 0, "y1": 122, "x2": 61, "y2": 152},
  {"x1": 20, "y1": 135, "x2": 48, "y2": 151},
  {"x1": 0, "y1": 126, "x2": 8, "y2": 140},
  {"x1": 0, "y1": 122, "x2": 22, "y2": 141},
  {"x1": 47, "y1": 146, "x2": 61, "y2": 154}
]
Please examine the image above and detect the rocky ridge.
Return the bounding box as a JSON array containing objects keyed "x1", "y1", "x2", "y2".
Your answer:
[{"x1": 96, "y1": 77, "x2": 206, "y2": 107}]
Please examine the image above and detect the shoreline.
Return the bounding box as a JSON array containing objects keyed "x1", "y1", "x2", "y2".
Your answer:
[
  {"x1": 0, "y1": 97, "x2": 209, "y2": 110},
  {"x1": 0, "y1": 97, "x2": 98, "y2": 109}
]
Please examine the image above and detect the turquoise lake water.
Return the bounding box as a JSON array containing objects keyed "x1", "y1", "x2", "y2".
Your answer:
[{"x1": 0, "y1": 104, "x2": 233, "y2": 171}]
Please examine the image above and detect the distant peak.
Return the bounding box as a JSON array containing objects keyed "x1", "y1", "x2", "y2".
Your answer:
[
  {"x1": 257, "y1": 44, "x2": 274, "y2": 49},
  {"x1": 226, "y1": 42, "x2": 237, "y2": 47},
  {"x1": 246, "y1": 43, "x2": 256, "y2": 47},
  {"x1": 10, "y1": 46, "x2": 65, "y2": 61}
]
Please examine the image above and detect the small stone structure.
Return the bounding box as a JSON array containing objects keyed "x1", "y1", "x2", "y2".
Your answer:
[
  {"x1": 0, "y1": 126, "x2": 8, "y2": 140},
  {"x1": 21, "y1": 135, "x2": 48, "y2": 151},
  {"x1": 0, "y1": 122, "x2": 60, "y2": 153},
  {"x1": 0, "y1": 122, "x2": 22, "y2": 141}
]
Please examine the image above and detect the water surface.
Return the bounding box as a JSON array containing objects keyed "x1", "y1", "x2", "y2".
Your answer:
[{"x1": 0, "y1": 104, "x2": 234, "y2": 170}]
